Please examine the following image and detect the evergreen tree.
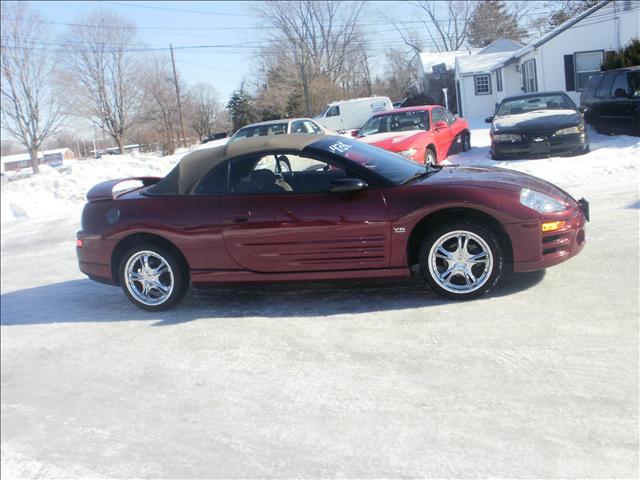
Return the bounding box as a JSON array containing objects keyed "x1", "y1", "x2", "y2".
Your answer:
[
  {"x1": 226, "y1": 86, "x2": 255, "y2": 133},
  {"x1": 467, "y1": 0, "x2": 525, "y2": 48},
  {"x1": 602, "y1": 38, "x2": 640, "y2": 70}
]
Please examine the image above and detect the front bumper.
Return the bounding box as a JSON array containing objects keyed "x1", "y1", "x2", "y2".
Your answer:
[
  {"x1": 492, "y1": 132, "x2": 588, "y2": 160},
  {"x1": 506, "y1": 207, "x2": 588, "y2": 273}
]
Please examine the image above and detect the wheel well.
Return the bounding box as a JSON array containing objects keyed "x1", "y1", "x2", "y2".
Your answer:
[
  {"x1": 426, "y1": 144, "x2": 437, "y2": 160},
  {"x1": 110, "y1": 233, "x2": 190, "y2": 285},
  {"x1": 406, "y1": 207, "x2": 513, "y2": 266}
]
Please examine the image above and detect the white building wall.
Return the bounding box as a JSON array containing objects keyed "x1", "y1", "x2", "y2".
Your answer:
[
  {"x1": 529, "y1": 1, "x2": 639, "y2": 104},
  {"x1": 459, "y1": 74, "x2": 497, "y2": 121}
]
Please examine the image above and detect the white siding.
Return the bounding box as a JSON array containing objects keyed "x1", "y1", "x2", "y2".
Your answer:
[
  {"x1": 460, "y1": 74, "x2": 497, "y2": 120},
  {"x1": 525, "y1": 2, "x2": 639, "y2": 104}
]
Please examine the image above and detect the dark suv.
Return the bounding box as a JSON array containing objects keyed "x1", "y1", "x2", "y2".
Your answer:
[{"x1": 580, "y1": 66, "x2": 640, "y2": 136}]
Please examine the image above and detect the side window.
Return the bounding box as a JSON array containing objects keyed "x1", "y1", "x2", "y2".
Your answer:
[
  {"x1": 581, "y1": 75, "x2": 602, "y2": 103},
  {"x1": 596, "y1": 74, "x2": 615, "y2": 99},
  {"x1": 290, "y1": 121, "x2": 306, "y2": 134},
  {"x1": 431, "y1": 108, "x2": 447, "y2": 125},
  {"x1": 194, "y1": 162, "x2": 228, "y2": 195},
  {"x1": 326, "y1": 105, "x2": 340, "y2": 117},
  {"x1": 631, "y1": 72, "x2": 640, "y2": 97},
  {"x1": 444, "y1": 109, "x2": 456, "y2": 124},
  {"x1": 306, "y1": 120, "x2": 323, "y2": 134},
  {"x1": 228, "y1": 151, "x2": 351, "y2": 195},
  {"x1": 610, "y1": 73, "x2": 631, "y2": 98}
]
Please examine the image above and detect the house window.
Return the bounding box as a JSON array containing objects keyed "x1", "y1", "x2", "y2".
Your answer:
[
  {"x1": 474, "y1": 74, "x2": 491, "y2": 95},
  {"x1": 496, "y1": 68, "x2": 503, "y2": 92},
  {"x1": 522, "y1": 59, "x2": 537, "y2": 93},
  {"x1": 574, "y1": 50, "x2": 604, "y2": 91}
]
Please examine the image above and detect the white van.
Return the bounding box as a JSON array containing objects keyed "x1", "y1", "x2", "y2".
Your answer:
[{"x1": 315, "y1": 96, "x2": 393, "y2": 132}]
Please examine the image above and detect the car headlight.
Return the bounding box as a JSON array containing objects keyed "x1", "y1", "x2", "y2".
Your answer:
[
  {"x1": 398, "y1": 148, "x2": 417, "y2": 158},
  {"x1": 520, "y1": 188, "x2": 566, "y2": 213},
  {"x1": 554, "y1": 126, "x2": 583, "y2": 135},
  {"x1": 493, "y1": 133, "x2": 522, "y2": 142}
]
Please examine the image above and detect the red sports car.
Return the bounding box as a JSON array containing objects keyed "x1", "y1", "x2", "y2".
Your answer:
[
  {"x1": 77, "y1": 135, "x2": 589, "y2": 311},
  {"x1": 355, "y1": 106, "x2": 471, "y2": 165}
]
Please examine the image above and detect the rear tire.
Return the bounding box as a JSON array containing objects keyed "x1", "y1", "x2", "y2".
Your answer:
[
  {"x1": 119, "y1": 243, "x2": 187, "y2": 311},
  {"x1": 419, "y1": 220, "x2": 504, "y2": 300}
]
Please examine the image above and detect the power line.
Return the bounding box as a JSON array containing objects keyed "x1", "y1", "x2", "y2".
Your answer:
[{"x1": 101, "y1": 1, "x2": 254, "y2": 17}]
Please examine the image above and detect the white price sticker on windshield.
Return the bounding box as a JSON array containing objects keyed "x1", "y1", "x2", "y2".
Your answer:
[{"x1": 328, "y1": 141, "x2": 352, "y2": 154}]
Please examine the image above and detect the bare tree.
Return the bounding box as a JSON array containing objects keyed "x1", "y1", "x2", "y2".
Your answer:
[
  {"x1": 61, "y1": 10, "x2": 144, "y2": 154},
  {"x1": 139, "y1": 55, "x2": 179, "y2": 155},
  {"x1": 1, "y1": 3, "x2": 65, "y2": 174},
  {"x1": 258, "y1": 1, "x2": 367, "y2": 116},
  {"x1": 385, "y1": 1, "x2": 474, "y2": 53},
  {"x1": 185, "y1": 83, "x2": 228, "y2": 141}
]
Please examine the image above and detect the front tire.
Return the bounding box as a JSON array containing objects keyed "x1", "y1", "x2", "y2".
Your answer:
[
  {"x1": 419, "y1": 221, "x2": 504, "y2": 299},
  {"x1": 119, "y1": 243, "x2": 187, "y2": 311},
  {"x1": 425, "y1": 148, "x2": 437, "y2": 167},
  {"x1": 461, "y1": 131, "x2": 471, "y2": 152}
]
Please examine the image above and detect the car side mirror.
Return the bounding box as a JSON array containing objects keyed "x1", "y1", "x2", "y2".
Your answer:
[
  {"x1": 351, "y1": 129, "x2": 359, "y2": 137},
  {"x1": 433, "y1": 121, "x2": 448, "y2": 130},
  {"x1": 578, "y1": 106, "x2": 587, "y2": 113},
  {"x1": 485, "y1": 116, "x2": 494, "y2": 123},
  {"x1": 613, "y1": 88, "x2": 629, "y2": 98},
  {"x1": 329, "y1": 178, "x2": 367, "y2": 193}
]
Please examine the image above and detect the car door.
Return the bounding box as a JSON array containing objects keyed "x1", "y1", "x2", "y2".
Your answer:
[
  {"x1": 593, "y1": 73, "x2": 616, "y2": 130},
  {"x1": 607, "y1": 72, "x2": 635, "y2": 134},
  {"x1": 431, "y1": 107, "x2": 453, "y2": 159},
  {"x1": 220, "y1": 150, "x2": 391, "y2": 273}
]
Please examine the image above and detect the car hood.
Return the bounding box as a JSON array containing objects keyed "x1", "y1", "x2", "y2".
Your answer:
[
  {"x1": 418, "y1": 165, "x2": 571, "y2": 201},
  {"x1": 358, "y1": 130, "x2": 423, "y2": 150},
  {"x1": 493, "y1": 109, "x2": 581, "y2": 135}
]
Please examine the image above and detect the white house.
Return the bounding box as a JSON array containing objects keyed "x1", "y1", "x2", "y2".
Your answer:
[{"x1": 455, "y1": 0, "x2": 640, "y2": 121}]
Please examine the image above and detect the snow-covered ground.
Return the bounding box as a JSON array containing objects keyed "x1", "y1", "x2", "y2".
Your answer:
[{"x1": 1, "y1": 128, "x2": 638, "y2": 478}]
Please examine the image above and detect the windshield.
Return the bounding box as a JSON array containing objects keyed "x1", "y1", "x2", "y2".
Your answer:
[
  {"x1": 232, "y1": 123, "x2": 288, "y2": 140},
  {"x1": 359, "y1": 110, "x2": 430, "y2": 136},
  {"x1": 496, "y1": 93, "x2": 576, "y2": 116},
  {"x1": 310, "y1": 137, "x2": 426, "y2": 185}
]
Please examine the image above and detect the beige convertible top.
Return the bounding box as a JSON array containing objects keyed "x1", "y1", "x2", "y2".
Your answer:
[{"x1": 149, "y1": 134, "x2": 330, "y2": 195}]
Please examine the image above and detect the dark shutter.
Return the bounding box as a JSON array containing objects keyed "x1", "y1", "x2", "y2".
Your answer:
[
  {"x1": 532, "y1": 59, "x2": 538, "y2": 92},
  {"x1": 564, "y1": 54, "x2": 576, "y2": 91}
]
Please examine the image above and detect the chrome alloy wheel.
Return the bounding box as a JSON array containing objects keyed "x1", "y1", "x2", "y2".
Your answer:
[
  {"x1": 125, "y1": 250, "x2": 175, "y2": 306},
  {"x1": 428, "y1": 230, "x2": 493, "y2": 294}
]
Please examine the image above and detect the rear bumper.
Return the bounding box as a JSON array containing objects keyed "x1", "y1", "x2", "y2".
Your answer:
[
  {"x1": 492, "y1": 132, "x2": 588, "y2": 159},
  {"x1": 77, "y1": 231, "x2": 117, "y2": 285},
  {"x1": 507, "y1": 209, "x2": 587, "y2": 273}
]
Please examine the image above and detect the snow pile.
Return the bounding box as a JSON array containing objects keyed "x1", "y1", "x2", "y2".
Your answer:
[{"x1": 1, "y1": 153, "x2": 184, "y2": 224}]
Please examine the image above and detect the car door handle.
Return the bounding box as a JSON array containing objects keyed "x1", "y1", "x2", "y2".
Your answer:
[{"x1": 233, "y1": 216, "x2": 249, "y2": 223}]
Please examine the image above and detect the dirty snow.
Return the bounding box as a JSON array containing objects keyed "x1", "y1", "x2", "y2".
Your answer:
[{"x1": 1, "y1": 128, "x2": 639, "y2": 478}]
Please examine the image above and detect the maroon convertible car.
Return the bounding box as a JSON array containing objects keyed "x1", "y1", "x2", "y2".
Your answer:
[{"x1": 77, "y1": 135, "x2": 589, "y2": 311}]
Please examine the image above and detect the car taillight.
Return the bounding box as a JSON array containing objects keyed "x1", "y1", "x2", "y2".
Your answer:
[{"x1": 76, "y1": 239, "x2": 83, "y2": 248}]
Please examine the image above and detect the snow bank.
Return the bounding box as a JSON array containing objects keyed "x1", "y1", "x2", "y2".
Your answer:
[{"x1": 1, "y1": 153, "x2": 184, "y2": 224}]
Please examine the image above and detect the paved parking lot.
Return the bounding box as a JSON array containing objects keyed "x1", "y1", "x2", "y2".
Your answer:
[{"x1": 2, "y1": 171, "x2": 638, "y2": 478}]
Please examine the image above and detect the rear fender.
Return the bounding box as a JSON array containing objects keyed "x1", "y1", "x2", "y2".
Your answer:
[{"x1": 86, "y1": 177, "x2": 161, "y2": 203}]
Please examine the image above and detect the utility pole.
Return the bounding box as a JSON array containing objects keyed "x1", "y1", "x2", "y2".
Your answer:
[{"x1": 170, "y1": 44, "x2": 187, "y2": 148}]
